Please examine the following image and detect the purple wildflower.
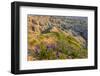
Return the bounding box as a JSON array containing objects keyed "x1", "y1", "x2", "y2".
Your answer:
[
  {"x1": 46, "y1": 45, "x2": 52, "y2": 51},
  {"x1": 47, "y1": 45, "x2": 50, "y2": 49},
  {"x1": 51, "y1": 44, "x2": 56, "y2": 49},
  {"x1": 34, "y1": 45, "x2": 40, "y2": 55},
  {"x1": 35, "y1": 45, "x2": 40, "y2": 49},
  {"x1": 47, "y1": 44, "x2": 56, "y2": 50}
]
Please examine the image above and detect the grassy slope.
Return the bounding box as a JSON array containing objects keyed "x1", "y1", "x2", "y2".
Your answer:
[{"x1": 28, "y1": 27, "x2": 87, "y2": 60}]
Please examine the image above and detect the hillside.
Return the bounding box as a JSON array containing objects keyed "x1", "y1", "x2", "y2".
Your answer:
[{"x1": 27, "y1": 15, "x2": 88, "y2": 61}]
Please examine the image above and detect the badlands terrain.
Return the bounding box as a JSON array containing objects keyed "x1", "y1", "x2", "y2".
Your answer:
[{"x1": 27, "y1": 15, "x2": 88, "y2": 61}]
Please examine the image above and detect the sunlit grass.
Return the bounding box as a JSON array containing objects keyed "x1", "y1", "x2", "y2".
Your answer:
[{"x1": 28, "y1": 29, "x2": 87, "y2": 60}]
